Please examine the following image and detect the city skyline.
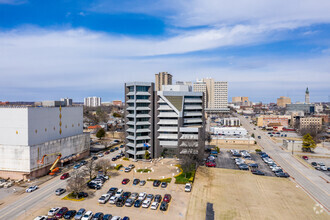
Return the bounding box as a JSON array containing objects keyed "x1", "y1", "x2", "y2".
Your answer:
[{"x1": 1, "y1": 0, "x2": 330, "y2": 102}]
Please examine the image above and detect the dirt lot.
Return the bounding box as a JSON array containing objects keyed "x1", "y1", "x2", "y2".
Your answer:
[
  {"x1": 186, "y1": 167, "x2": 328, "y2": 220},
  {"x1": 17, "y1": 158, "x2": 189, "y2": 220}
]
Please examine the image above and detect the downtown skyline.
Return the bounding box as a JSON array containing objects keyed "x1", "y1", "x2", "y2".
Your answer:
[{"x1": 1, "y1": 0, "x2": 330, "y2": 103}]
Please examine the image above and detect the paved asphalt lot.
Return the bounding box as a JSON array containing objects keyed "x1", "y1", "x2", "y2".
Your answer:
[{"x1": 216, "y1": 151, "x2": 275, "y2": 177}]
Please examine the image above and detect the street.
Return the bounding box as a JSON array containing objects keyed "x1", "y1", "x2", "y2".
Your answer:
[{"x1": 237, "y1": 114, "x2": 330, "y2": 212}]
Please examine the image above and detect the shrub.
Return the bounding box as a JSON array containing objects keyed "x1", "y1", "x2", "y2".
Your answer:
[
  {"x1": 114, "y1": 164, "x2": 123, "y2": 170},
  {"x1": 122, "y1": 157, "x2": 129, "y2": 161},
  {"x1": 255, "y1": 149, "x2": 261, "y2": 152},
  {"x1": 136, "y1": 169, "x2": 151, "y2": 173},
  {"x1": 175, "y1": 170, "x2": 195, "y2": 184},
  {"x1": 147, "y1": 178, "x2": 172, "y2": 183}
]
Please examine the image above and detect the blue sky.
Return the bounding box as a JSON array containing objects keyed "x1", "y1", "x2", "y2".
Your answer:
[{"x1": 0, "y1": 0, "x2": 330, "y2": 103}]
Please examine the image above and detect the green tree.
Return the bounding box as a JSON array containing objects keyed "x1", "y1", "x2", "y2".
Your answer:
[
  {"x1": 302, "y1": 133, "x2": 316, "y2": 152},
  {"x1": 113, "y1": 112, "x2": 122, "y2": 118},
  {"x1": 96, "y1": 128, "x2": 106, "y2": 140},
  {"x1": 251, "y1": 133, "x2": 255, "y2": 138},
  {"x1": 145, "y1": 150, "x2": 150, "y2": 160}
]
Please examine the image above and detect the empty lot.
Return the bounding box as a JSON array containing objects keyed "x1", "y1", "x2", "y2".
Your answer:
[{"x1": 186, "y1": 167, "x2": 328, "y2": 220}]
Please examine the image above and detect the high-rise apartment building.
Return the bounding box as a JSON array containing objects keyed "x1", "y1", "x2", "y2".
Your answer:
[
  {"x1": 124, "y1": 83, "x2": 205, "y2": 160},
  {"x1": 193, "y1": 78, "x2": 228, "y2": 111},
  {"x1": 277, "y1": 96, "x2": 291, "y2": 108},
  {"x1": 155, "y1": 72, "x2": 172, "y2": 91},
  {"x1": 125, "y1": 82, "x2": 155, "y2": 160},
  {"x1": 84, "y1": 97, "x2": 101, "y2": 107}
]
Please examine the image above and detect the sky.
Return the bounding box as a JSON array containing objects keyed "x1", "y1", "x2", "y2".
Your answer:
[{"x1": 0, "y1": 0, "x2": 330, "y2": 103}]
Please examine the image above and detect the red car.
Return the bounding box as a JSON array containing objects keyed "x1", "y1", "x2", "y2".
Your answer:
[
  {"x1": 60, "y1": 173, "x2": 69, "y2": 180},
  {"x1": 104, "y1": 151, "x2": 110, "y2": 155},
  {"x1": 163, "y1": 194, "x2": 171, "y2": 203},
  {"x1": 122, "y1": 178, "x2": 130, "y2": 185},
  {"x1": 55, "y1": 207, "x2": 68, "y2": 218},
  {"x1": 206, "y1": 162, "x2": 216, "y2": 167},
  {"x1": 302, "y1": 156, "x2": 309, "y2": 160}
]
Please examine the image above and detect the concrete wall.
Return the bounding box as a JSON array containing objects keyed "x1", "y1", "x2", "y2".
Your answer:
[{"x1": 0, "y1": 144, "x2": 31, "y2": 172}]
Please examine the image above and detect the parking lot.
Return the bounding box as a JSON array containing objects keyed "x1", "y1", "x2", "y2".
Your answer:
[
  {"x1": 215, "y1": 150, "x2": 276, "y2": 177},
  {"x1": 18, "y1": 151, "x2": 190, "y2": 220}
]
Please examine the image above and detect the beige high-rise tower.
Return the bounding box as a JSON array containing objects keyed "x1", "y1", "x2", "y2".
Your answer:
[
  {"x1": 193, "y1": 78, "x2": 228, "y2": 109},
  {"x1": 155, "y1": 72, "x2": 173, "y2": 91}
]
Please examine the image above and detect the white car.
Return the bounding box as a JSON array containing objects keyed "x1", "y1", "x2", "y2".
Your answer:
[
  {"x1": 142, "y1": 199, "x2": 151, "y2": 208},
  {"x1": 320, "y1": 166, "x2": 327, "y2": 171},
  {"x1": 81, "y1": 211, "x2": 93, "y2": 220},
  {"x1": 150, "y1": 202, "x2": 159, "y2": 210},
  {"x1": 109, "y1": 196, "x2": 119, "y2": 204},
  {"x1": 26, "y1": 185, "x2": 38, "y2": 193},
  {"x1": 111, "y1": 217, "x2": 121, "y2": 220},
  {"x1": 124, "y1": 167, "x2": 131, "y2": 172},
  {"x1": 185, "y1": 183, "x2": 192, "y2": 192},
  {"x1": 34, "y1": 216, "x2": 48, "y2": 220},
  {"x1": 98, "y1": 153, "x2": 104, "y2": 157},
  {"x1": 48, "y1": 207, "x2": 61, "y2": 216},
  {"x1": 115, "y1": 189, "x2": 123, "y2": 197},
  {"x1": 138, "y1": 192, "x2": 146, "y2": 200},
  {"x1": 98, "y1": 194, "x2": 111, "y2": 204}
]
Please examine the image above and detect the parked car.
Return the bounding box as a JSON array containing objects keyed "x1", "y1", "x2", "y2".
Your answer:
[
  {"x1": 150, "y1": 202, "x2": 159, "y2": 210},
  {"x1": 34, "y1": 216, "x2": 48, "y2": 220},
  {"x1": 110, "y1": 149, "x2": 115, "y2": 152},
  {"x1": 81, "y1": 211, "x2": 93, "y2": 220},
  {"x1": 115, "y1": 189, "x2": 123, "y2": 197},
  {"x1": 97, "y1": 153, "x2": 104, "y2": 157},
  {"x1": 160, "y1": 201, "x2": 169, "y2": 211},
  {"x1": 140, "y1": 180, "x2": 146, "y2": 186},
  {"x1": 78, "y1": 192, "x2": 88, "y2": 198},
  {"x1": 122, "y1": 178, "x2": 130, "y2": 185},
  {"x1": 48, "y1": 207, "x2": 61, "y2": 217},
  {"x1": 320, "y1": 166, "x2": 327, "y2": 171},
  {"x1": 104, "y1": 151, "x2": 110, "y2": 155},
  {"x1": 205, "y1": 161, "x2": 216, "y2": 167},
  {"x1": 64, "y1": 210, "x2": 76, "y2": 219},
  {"x1": 251, "y1": 170, "x2": 265, "y2": 175},
  {"x1": 92, "y1": 212, "x2": 104, "y2": 220},
  {"x1": 124, "y1": 167, "x2": 131, "y2": 172},
  {"x1": 138, "y1": 192, "x2": 147, "y2": 200},
  {"x1": 111, "y1": 216, "x2": 121, "y2": 220},
  {"x1": 154, "y1": 194, "x2": 162, "y2": 203},
  {"x1": 153, "y1": 180, "x2": 161, "y2": 187},
  {"x1": 26, "y1": 185, "x2": 38, "y2": 193},
  {"x1": 163, "y1": 194, "x2": 172, "y2": 202},
  {"x1": 275, "y1": 172, "x2": 290, "y2": 178},
  {"x1": 55, "y1": 188, "x2": 66, "y2": 196},
  {"x1": 120, "y1": 145, "x2": 124, "y2": 148},
  {"x1": 133, "y1": 179, "x2": 140, "y2": 185},
  {"x1": 98, "y1": 194, "x2": 111, "y2": 204},
  {"x1": 109, "y1": 196, "x2": 119, "y2": 204},
  {"x1": 80, "y1": 160, "x2": 87, "y2": 165},
  {"x1": 103, "y1": 214, "x2": 113, "y2": 220},
  {"x1": 302, "y1": 156, "x2": 308, "y2": 160},
  {"x1": 107, "y1": 187, "x2": 118, "y2": 195},
  {"x1": 311, "y1": 162, "x2": 317, "y2": 166},
  {"x1": 248, "y1": 163, "x2": 258, "y2": 168},
  {"x1": 161, "y1": 182, "x2": 168, "y2": 188},
  {"x1": 122, "y1": 217, "x2": 130, "y2": 220},
  {"x1": 239, "y1": 164, "x2": 249, "y2": 170},
  {"x1": 185, "y1": 183, "x2": 192, "y2": 192},
  {"x1": 55, "y1": 207, "x2": 68, "y2": 218},
  {"x1": 142, "y1": 199, "x2": 151, "y2": 208},
  {"x1": 60, "y1": 173, "x2": 70, "y2": 180},
  {"x1": 74, "y1": 163, "x2": 82, "y2": 169},
  {"x1": 128, "y1": 164, "x2": 135, "y2": 168},
  {"x1": 74, "y1": 208, "x2": 86, "y2": 220},
  {"x1": 146, "y1": 194, "x2": 154, "y2": 201},
  {"x1": 92, "y1": 156, "x2": 98, "y2": 160},
  {"x1": 134, "y1": 199, "x2": 143, "y2": 208},
  {"x1": 125, "y1": 198, "x2": 135, "y2": 207},
  {"x1": 130, "y1": 192, "x2": 139, "y2": 200}
]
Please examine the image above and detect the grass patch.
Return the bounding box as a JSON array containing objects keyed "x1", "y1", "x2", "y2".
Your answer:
[
  {"x1": 136, "y1": 168, "x2": 151, "y2": 173},
  {"x1": 62, "y1": 192, "x2": 85, "y2": 201},
  {"x1": 175, "y1": 170, "x2": 196, "y2": 184},
  {"x1": 114, "y1": 164, "x2": 123, "y2": 170}
]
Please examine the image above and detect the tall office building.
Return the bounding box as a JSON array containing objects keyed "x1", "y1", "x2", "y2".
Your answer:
[
  {"x1": 277, "y1": 96, "x2": 291, "y2": 108},
  {"x1": 305, "y1": 87, "x2": 310, "y2": 104},
  {"x1": 124, "y1": 82, "x2": 155, "y2": 160},
  {"x1": 193, "y1": 78, "x2": 228, "y2": 112},
  {"x1": 155, "y1": 72, "x2": 173, "y2": 91},
  {"x1": 232, "y1": 97, "x2": 250, "y2": 106},
  {"x1": 124, "y1": 83, "x2": 205, "y2": 160},
  {"x1": 84, "y1": 97, "x2": 101, "y2": 107}
]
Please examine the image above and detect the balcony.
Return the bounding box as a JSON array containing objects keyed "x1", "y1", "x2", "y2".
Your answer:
[
  {"x1": 159, "y1": 141, "x2": 178, "y2": 146},
  {"x1": 127, "y1": 136, "x2": 135, "y2": 140},
  {"x1": 158, "y1": 127, "x2": 178, "y2": 132},
  {"x1": 126, "y1": 107, "x2": 135, "y2": 111},
  {"x1": 136, "y1": 99, "x2": 151, "y2": 103},
  {"x1": 136, "y1": 114, "x2": 151, "y2": 118},
  {"x1": 127, "y1": 92, "x2": 135, "y2": 96},
  {"x1": 158, "y1": 134, "x2": 178, "y2": 139},
  {"x1": 136, "y1": 128, "x2": 151, "y2": 133},
  {"x1": 126, "y1": 99, "x2": 135, "y2": 103},
  {"x1": 136, "y1": 136, "x2": 151, "y2": 140},
  {"x1": 180, "y1": 134, "x2": 199, "y2": 140},
  {"x1": 184, "y1": 105, "x2": 202, "y2": 110},
  {"x1": 184, "y1": 118, "x2": 203, "y2": 124},
  {"x1": 126, "y1": 121, "x2": 135, "y2": 125},
  {"x1": 126, "y1": 150, "x2": 135, "y2": 155},
  {"x1": 184, "y1": 98, "x2": 202, "y2": 103},
  {"x1": 126, "y1": 114, "x2": 135, "y2": 118},
  {"x1": 158, "y1": 105, "x2": 172, "y2": 111},
  {"x1": 136, "y1": 107, "x2": 150, "y2": 111},
  {"x1": 184, "y1": 112, "x2": 202, "y2": 117},
  {"x1": 158, "y1": 112, "x2": 178, "y2": 118},
  {"x1": 136, "y1": 121, "x2": 151, "y2": 126},
  {"x1": 126, "y1": 128, "x2": 135, "y2": 133},
  {"x1": 136, "y1": 92, "x2": 150, "y2": 96},
  {"x1": 157, "y1": 120, "x2": 178, "y2": 125}
]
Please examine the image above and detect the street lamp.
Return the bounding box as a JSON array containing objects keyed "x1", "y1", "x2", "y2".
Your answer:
[{"x1": 291, "y1": 140, "x2": 295, "y2": 155}]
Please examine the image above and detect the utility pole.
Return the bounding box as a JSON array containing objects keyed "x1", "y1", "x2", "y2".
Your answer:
[{"x1": 291, "y1": 140, "x2": 295, "y2": 155}]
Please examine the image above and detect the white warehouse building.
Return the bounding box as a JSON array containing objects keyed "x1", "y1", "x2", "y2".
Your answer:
[
  {"x1": 0, "y1": 106, "x2": 90, "y2": 180},
  {"x1": 211, "y1": 127, "x2": 248, "y2": 136}
]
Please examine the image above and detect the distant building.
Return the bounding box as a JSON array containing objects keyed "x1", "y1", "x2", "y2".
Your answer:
[
  {"x1": 221, "y1": 118, "x2": 240, "y2": 126},
  {"x1": 193, "y1": 78, "x2": 228, "y2": 112},
  {"x1": 211, "y1": 127, "x2": 247, "y2": 136},
  {"x1": 84, "y1": 97, "x2": 101, "y2": 107},
  {"x1": 61, "y1": 98, "x2": 73, "y2": 106},
  {"x1": 305, "y1": 87, "x2": 310, "y2": 104},
  {"x1": 257, "y1": 115, "x2": 290, "y2": 128},
  {"x1": 299, "y1": 117, "x2": 322, "y2": 130},
  {"x1": 232, "y1": 97, "x2": 250, "y2": 106},
  {"x1": 0, "y1": 101, "x2": 9, "y2": 105},
  {"x1": 155, "y1": 72, "x2": 172, "y2": 91},
  {"x1": 277, "y1": 96, "x2": 291, "y2": 108},
  {"x1": 112, "y1": 100, "x2": 123, "y2": 107},
  {"x1": 286, "y1": 103, "x2": 315, "y2": 114},
  {"x1": 176, "y1": 81, "x2": 192, "y2": 91}
]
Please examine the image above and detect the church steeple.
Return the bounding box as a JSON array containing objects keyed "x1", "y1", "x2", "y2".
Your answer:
[
  {"x1": 305, "y1": 87, "x2": 309, "y2": 94},
  {"x1": 305, "y1": 87, "x2": 310, "y2": 104}
]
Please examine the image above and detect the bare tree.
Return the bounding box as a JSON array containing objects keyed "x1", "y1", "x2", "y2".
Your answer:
[
  {"x1": 179, "y1": 138, "x2": 204, "y2": 177},
  {"x1": 94, "y1": 159, "x2": 113, "y2": 176},
  {"x1": 66, "y1": 170, "x2": 87, "y2": 198},
  {"x1": 84, "y1": 159, "x2": 95, "y2": 180}
]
